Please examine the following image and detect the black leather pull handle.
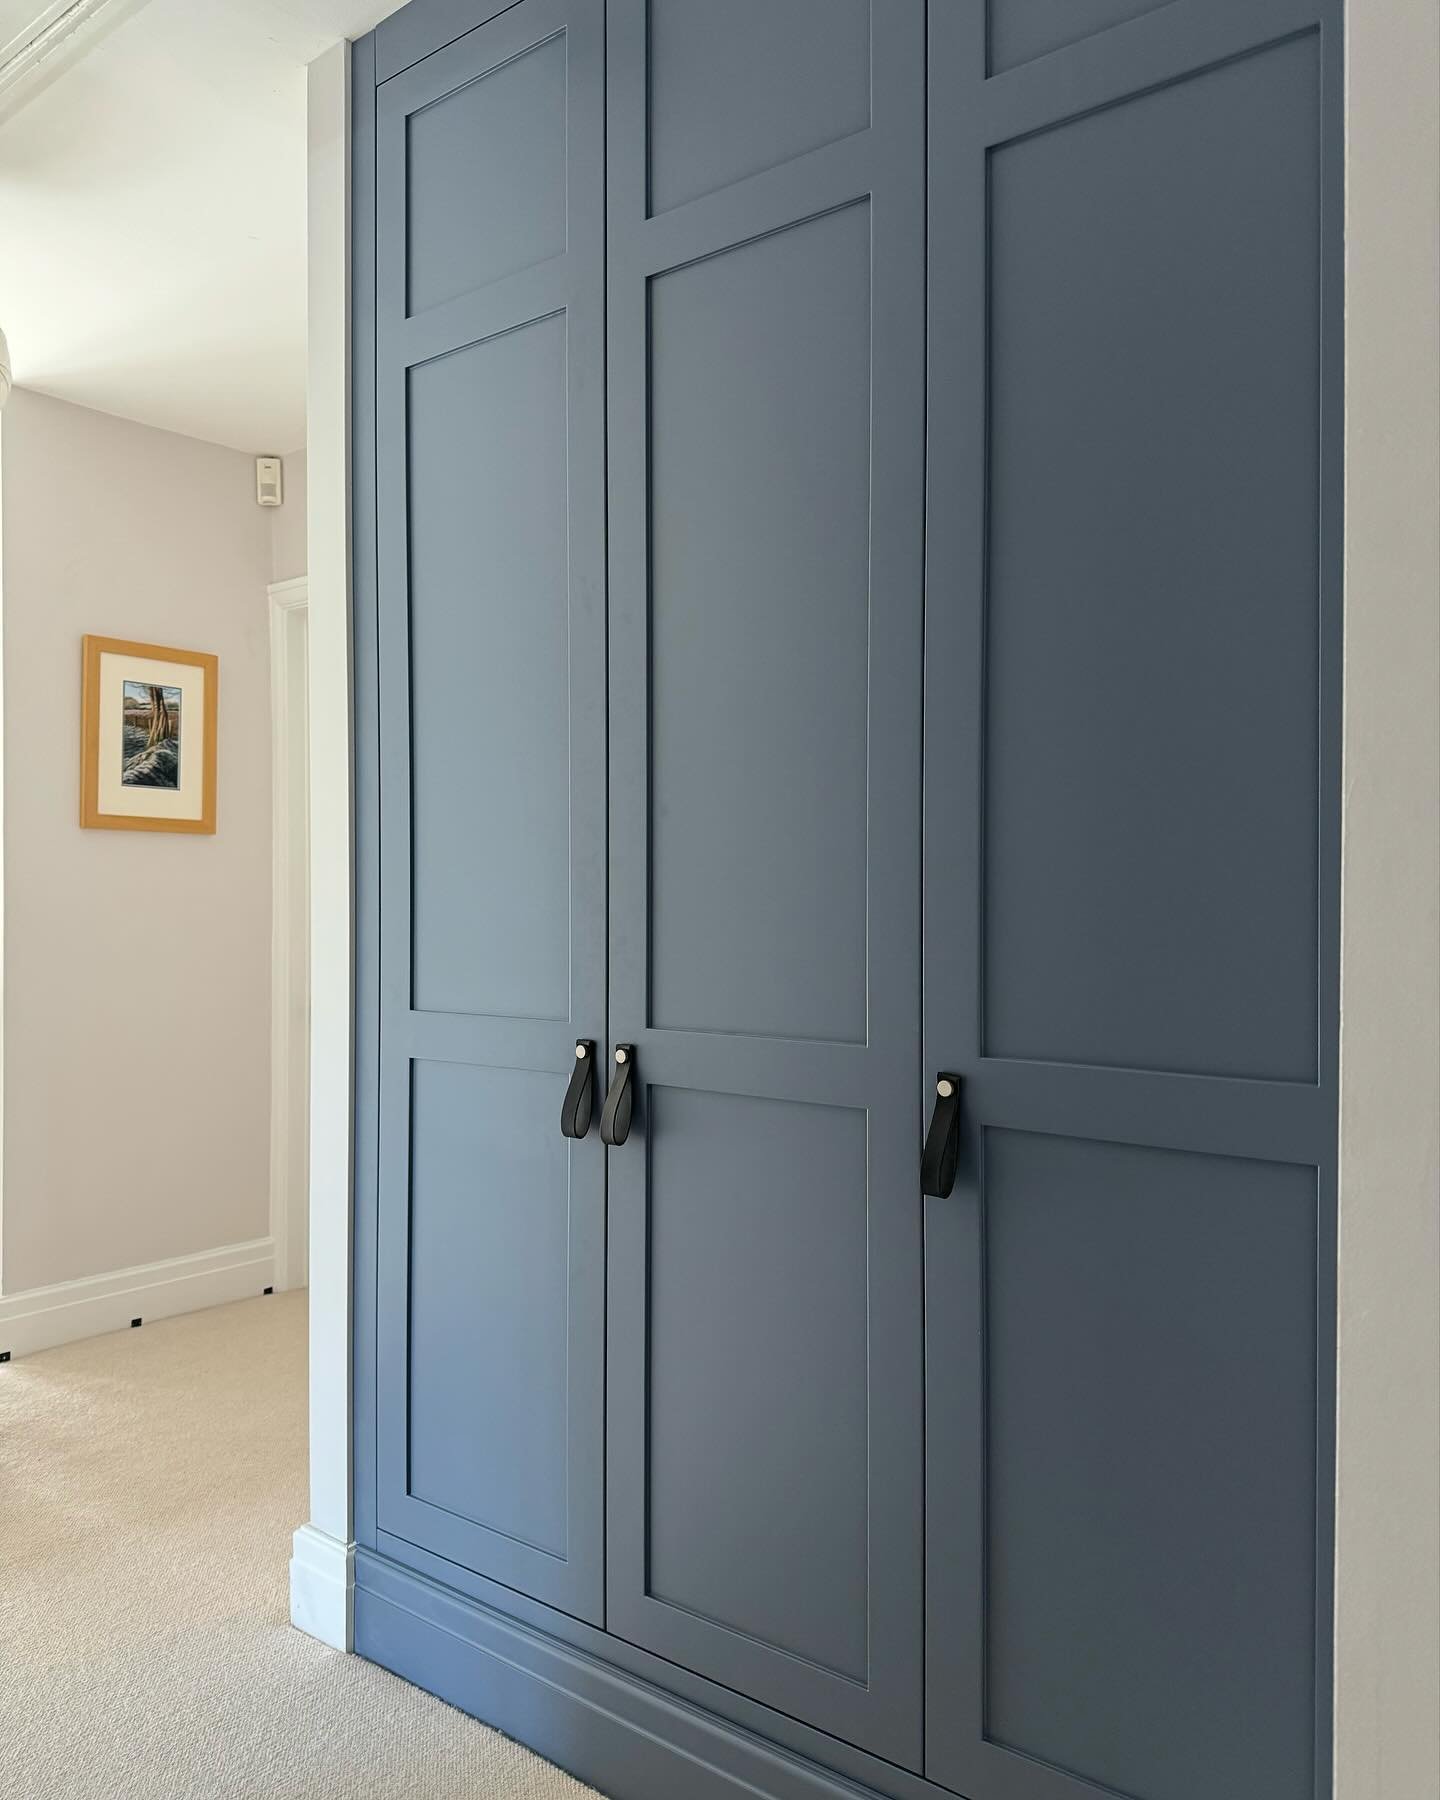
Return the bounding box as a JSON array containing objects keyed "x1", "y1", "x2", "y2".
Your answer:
[
  {"x1": 600, "y1": 1045, "x2": 636, "y2": 1147},
  {"x1": 560, "y1": 1040, "x2": 596, "y2": 1140},
  {"x1": 921, "y1": 1073, "x2": 962, "y2": 1198}
]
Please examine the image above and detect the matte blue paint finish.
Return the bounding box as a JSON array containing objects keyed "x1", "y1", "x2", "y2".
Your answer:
[
  {"x1": 353, "y1": 2, "x2": 1344, "y2": 1798},
  {"x1": 923, "y1": 2, "x2": 1342, "y2": 1798},
  {"x1": 407, "y1": 314, "x2": 571, "y2": 1023},
  {"x1": 407, "y1": 1061, "x2": 572, "y2": 1558},
  {"x1": 604, "y1": 0, "x2": 926, "y2": 1767},
  {"x1": 646, "y1": 202, "x2": 873, "y2": 1046},
  {"x1": 645, "y1": 0, "x2": 871, "y2": 214},
  {"x1": 403, "y1": 29, "x2": 566, "y2": 313},
  {"x1": 370, "y1": 0, "x2": 608, "y2": 1626},
  {"x1": 644, "y1": 1086, "x2": 870, "y2": 1681},
  {"x1": 988, "y1": 0, "x2": 1177, "y2": 73},
  {"x1": 982, "y1": 1132, "x2": 1318, "y2": 1800},
  {"x1": 981, "y1": 32, "x2": 1323, "y2": 1083}
]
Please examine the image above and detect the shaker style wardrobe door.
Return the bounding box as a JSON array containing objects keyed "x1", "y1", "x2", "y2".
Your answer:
[
  {"x1": 603, "y1": 0, "x2": 926, "y2": 1770},
  {"x1": 370, "y1": 0, "x2": 608, "y2": 1624},
  {"x1": 924, "y1": 5, "x2": 1342, "y2": 1800}
]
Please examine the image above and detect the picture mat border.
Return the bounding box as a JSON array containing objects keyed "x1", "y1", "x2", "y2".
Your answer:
[
  {"x1": 106, "y1": 660, "x2": 199, "y2": 814},
  {"x1": 80, "y1": 634, "x2": 219, "y2": 835}
]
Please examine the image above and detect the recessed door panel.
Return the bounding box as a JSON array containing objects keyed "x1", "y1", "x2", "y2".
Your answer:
[
  {"x1": 646, "y1": 0, "x2": 871, "y2": 214},
  {"x1": 373, "y1": 0, "x2": 606, "y2": 1626},
  {"x1": 925, "y1": 4, "x2": 1341, "y2": 1797},
  {"x1": 408, "y1": 1061, "x2": 571, "y2": 1557},
  {"x1": 982, "y1": 34, "x2": 1322, "y2": 1084},
  {"x1": 408, "y1": 316, "x2": 570, "y2": 1022},
  {"x1": 981, "y1": 1131, "x2": 1318, "y2": 1800},
  {"x1": 648, "y1": 206, "x2": 871, "y2": 1045},
  {"x1": 606, "y1": 0, "x2": 925, "y2": 1767},
  {"x1": 646, "y1": 1087, "x2": 869, "y2": 1679},
  {"x1": 405, "y1": 29, "x2": 567, "y2": 314}
]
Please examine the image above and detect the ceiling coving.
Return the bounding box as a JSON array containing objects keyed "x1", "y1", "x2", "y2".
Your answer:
[
  {"x1": 0, "y1": 0, "x2": 402, "y2": 450},
  {"x1": 0, "y1": 0, "x2": 149, "y2": 123}
]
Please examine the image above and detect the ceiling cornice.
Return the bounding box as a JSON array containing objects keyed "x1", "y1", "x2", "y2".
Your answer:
[{"x1": 0, "y1": 0, "x2": 152, "y2": 124}]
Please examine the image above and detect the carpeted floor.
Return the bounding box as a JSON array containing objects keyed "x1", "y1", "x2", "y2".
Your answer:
[{"x1": 0, "y1": 1292, "x2": 601, "y2": 1798}]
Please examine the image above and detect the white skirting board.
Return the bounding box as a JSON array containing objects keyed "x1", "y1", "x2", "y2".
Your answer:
[
  {"x1": 0, "y1": 1237, "x2": 276, "y2": 1361},
  {"x1": 290, "y1": 1523, "x2": 355, "y2": 1652}
]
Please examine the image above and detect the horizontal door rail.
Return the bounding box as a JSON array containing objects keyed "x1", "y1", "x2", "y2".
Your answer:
[
  {"x1": 400, "y1": 264, "x2": 569, "y2": 367},
  {"x1": 628, "y1": 131, "x2": 876, "y2": 280},
  {"x1": 968, "y1": 1055, "x2": 1330, "y2": 1166},
  {"x1": 976, "y1": 0, "x2": 1325, "y2": 150}
]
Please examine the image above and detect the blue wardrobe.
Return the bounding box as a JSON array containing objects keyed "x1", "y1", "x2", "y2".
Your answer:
[{"x1": 350, "y1": 5, "x2": 1343, "y2": 1799}]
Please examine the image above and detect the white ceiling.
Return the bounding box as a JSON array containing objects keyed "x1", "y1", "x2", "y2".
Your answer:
[{"x1": 0, "y1": 0, "x2": 401, "y2": 451}]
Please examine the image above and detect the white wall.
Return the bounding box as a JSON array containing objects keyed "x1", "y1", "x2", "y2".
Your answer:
[
  {"x1": 290, "y1": 37, "x2": 353, "y2": 1652},
  {"x1": 0, "y1": 388, "x2": 274, "y2": 1299},
  {"x1": 271, "y1": 451, "x2": 309, "y2": 585}
]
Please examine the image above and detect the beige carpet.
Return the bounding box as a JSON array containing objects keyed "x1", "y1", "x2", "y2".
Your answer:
[{"x1": 0, "y1": 1292, "x2": 600, "y2": 1798}]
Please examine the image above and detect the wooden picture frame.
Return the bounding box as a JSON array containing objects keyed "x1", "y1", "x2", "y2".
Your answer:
[{"x1": 80, "y1": 635, "x2": 218, "y2": 834}]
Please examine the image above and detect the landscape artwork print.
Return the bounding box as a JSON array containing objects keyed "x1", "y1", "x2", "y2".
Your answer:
[
  {"x1": 121, "y1": 680, "x2": 182, "y2": 788},
  {"x1": 80, "y1": 635, "x2": 218, "y2": 834}
]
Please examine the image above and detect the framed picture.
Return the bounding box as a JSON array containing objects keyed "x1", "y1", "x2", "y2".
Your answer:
[{"x1": 80, "y1": 636, "x2": 218, "y2": 834}]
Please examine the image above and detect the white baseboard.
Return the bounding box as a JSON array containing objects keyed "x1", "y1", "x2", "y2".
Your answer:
[
  {"x1": 291, "y1": 1523, "x2": 355, "y2": 1651},
  {"x1": 0, "y1": 1237, "x2": 276, "y2": 1361}
]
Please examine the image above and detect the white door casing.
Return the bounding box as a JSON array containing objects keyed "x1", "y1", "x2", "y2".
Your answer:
[{"x1": 270, "y1": 575, "x2": 310, "y2": 1294}]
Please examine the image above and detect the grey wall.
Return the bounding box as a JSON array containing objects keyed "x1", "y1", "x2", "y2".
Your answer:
[
  {"x1": 0, "y1": 388, "x2": 276, "y2": 1293},
  {"x1": 1334, "y1": 1, "x2": 1440, "y2": 1793}
]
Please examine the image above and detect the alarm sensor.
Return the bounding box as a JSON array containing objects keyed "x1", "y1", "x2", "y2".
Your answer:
[{"x1": 256, "y1": 455, "x2": 283, "y2": 507}]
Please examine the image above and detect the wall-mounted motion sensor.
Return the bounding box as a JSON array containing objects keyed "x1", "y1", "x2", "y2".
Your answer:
[{"x1": 256, "y1": 456, "x2": 283, "y2": 507}]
